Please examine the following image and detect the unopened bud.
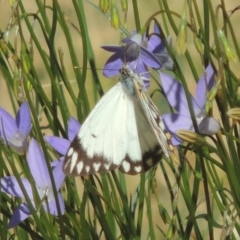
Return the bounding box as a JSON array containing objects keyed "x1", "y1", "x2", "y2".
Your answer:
[
  {"x1": 22, "y1": 51, "x2": 31, "y2": 74},
  {"x1": 12, "y1": 53, "x2": 18, "y2": 62},
  {"x1": 120, "y1": 0, "x2": 128, "y2": 11},
  {"x1": 166, "y1": 216, "x2": 176, "y2": 239},
  {"x1": 0, "y1": 39, "x2": 9, "y2": 58},
  {"x1": 111, "y1": 7, "x2": 121, "y2": 30},
  {"x1": 13, "y1": 68, "x2": 25, "y2": 101},
  {"x1": 158, "y1": 203, "x2": 171, "y2": 224},
  {"x1": 206, "y1": 80, "x2": 221, "y2": 113},
  {"x1": 8, "y1": 0, "x2": 18, "y2": 8},
  {"x1": 207, "y1": 80, "x2": 221, "y2": 102},
  {"x1": 194, "y1": 37, "x2": 204, "y2": 55},
  {"x1": 99, "y1": 0, "x2": 109, "y2": 14},
  {"x1": 227, "y1": 108, "x2": 240, "y2": 121},
  {"x1": 176, "y1": 130, "x2": 205, "y2": 144},
  {"x1": 205, "y1": 101, "x2": 212, "y2": 115},
  {"x1": 3, "y1": 30, "x2": 10, "y2": 42},
  {"x1": 176, "y1": 10, "x2": 187, "y2": 55},
  {"x1": 217, "y1": 29, "x2": 237, "y2": 62},
  {"x1": 194, "y1": 171, "x2": 203, "y2": 180}
]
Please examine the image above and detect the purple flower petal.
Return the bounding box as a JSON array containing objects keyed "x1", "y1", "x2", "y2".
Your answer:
[
  {"x1": 0, "y1": 108, "x2": 17, "y2": 142},
  {"x1": 1, "y1": 176, "x2": 32, "y2": 199},
  {"x1": 148, "y1": 35, "x2": 162, "y2": 53},
  {"x1": 16, "y1": 102, "x2": 31, "y2": 136},
  {"x1": 27, "y1": 138, "x2": 50, "y2": 187},
  {"x1": 195, "y1": 64, "x2": 214, "y2": 109},
  {"x1": 154, "y1": 23, "x2": 161, "y2": 35},
  {"x1": 149, "y1": 24, "x2": 173, "y2": 69},
  {"x1": 51, "y1": 160, "x2": 60, "y2": 167},
  {"x1": 45, "y1": 136, "x2": 70, "y2": 155},
  {"x1": 103, "y1": 52, "x2": 123, "y2": 77},
  {"x1": 8, "y1": 202, "x2": 31, "y2": 229},
  {"x1": 129, "y1": 60, "x2": 150, "y2": 88},
  {"x1": 160, "y1": 72, "x2": 202, "y2": 116},
  {"x1": 68, "y1": 117, "x2": 81, "y2": 141},
  {"x1": 155, "y1": 52, "x2": 174, "y2": 70},
  {"x1": 140, "y1": 46, "x2": 162, "y2": 69},
  {"x1": 127, "y1": 60, "x2": 150, "y2": 80},
  {"x1": 43, "y1": 193, "x2": 65, "y2": 215},
  {"x1": 52, "y1": 158, "x2": 65, "y2": 190},
  {"x1": 162, "y1": 113, "x2": 194, "y2": 145},
  {"x1": 199, "y1": 117, "x2": 220, "y2": 135},
  {"x1": 101, "y1": 45, "x2": 123, "y2": 53}
]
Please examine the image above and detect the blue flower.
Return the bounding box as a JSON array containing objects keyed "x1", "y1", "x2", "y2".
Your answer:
[
  {"x1": 0, "y1": 138, "x2": 65, "y2": 228},
  {"x1": 161, "y1": 64, "x2": 220, "y2": 146},
  {"x1": 102, "y1": 24, "x2": 173, "y2": 85},
  {"x1": 102, "y1": 32, "x2": 163, "y2": 79},
  {"x1": 0, "y1": 102, "x2": 31, "y2": 154}
]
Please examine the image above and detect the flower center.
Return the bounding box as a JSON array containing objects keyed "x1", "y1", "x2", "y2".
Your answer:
[
  {"x1": 37, "y1": 185, "x2": 54, "y2": 202},
  {"x1": 8, "y1": 131, "x2": 27, "y2": 154},
  {"x1": 9, "y1": 131, "x2": 25, "y2": 146}
]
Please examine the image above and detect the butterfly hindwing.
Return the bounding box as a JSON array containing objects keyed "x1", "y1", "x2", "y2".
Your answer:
[
  {"x1": 118, "y1": 101, "x2": 163, "y2": 174},
  {"x1": 137, "y1": 91, "x2": 174, "y2": 158}
]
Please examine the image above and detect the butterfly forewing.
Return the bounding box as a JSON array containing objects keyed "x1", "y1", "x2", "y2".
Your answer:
[
  {"x1": 63, "y1": 64, "x2": 173, "y2": 176},
  {"x1": 63, "y1": 82, "x2": 128, "y2": 176}
]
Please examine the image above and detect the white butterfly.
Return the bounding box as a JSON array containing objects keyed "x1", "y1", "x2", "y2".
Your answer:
[{"x1": 63, "y1": 64, "x2": 175, "y2": 176}]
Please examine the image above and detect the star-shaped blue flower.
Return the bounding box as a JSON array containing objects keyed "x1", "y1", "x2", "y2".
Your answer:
[
  {"x1": 0, "y1": 138, "x2": 65, "y2": 228},
  {"x1": 161, "y1": 64, "x2": 220, "y2": 146},
  {"x1": 0, "y1": 102, "x2": 31, "y2": 154},
  {"x1": 102, "y1": 32, "x2": 163, "y2": 79}
]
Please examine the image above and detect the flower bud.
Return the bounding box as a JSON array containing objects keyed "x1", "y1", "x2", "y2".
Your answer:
[
  {"x1": 205, "y1": 101, "x2": 212, "y2": 115},
  {"x1": 176, "y1": 130, "x2": 205, "y2": 145},
  {"x1": 111, "y1": 7, "x2": 121, "y2": 30},
  {"x1": 227, "y1": 108, "x2": 240, "y2": 121},
  {"x1": 158, "y1": 203, "x2": 171, "y2": 224},
  {"x1": 217, "y1": 29, "x2": 237, "y2": 62},
  {"x1": 207, "y1": 80, "x2": 221, "y2": 102},
  {"x1": 3, "y1": 30, "x2": 10, "y2": 42},
  {"x1": 194, "y1": 171, "x2": 203, "y2": 180},
  {"x1": 13, "y1": 68, "x2": 25, "y2": 102},
  {"x1": 194, "y1": 37, "x2": 204, "y2": 55},
  {"x1": 99, "y1": 0, "x2": 109, "y2": 14},
  {"x1": 166, "y1": 216, "x2": 176, "y2": 239},
  {"x1": 22, "y1": 51, "x2": 31, "y2": 75},
  {"x1": 176, "y1": 9, "x2": 187, "y2": 55},
  {"x1": 206, "y1": 80, "x2": 221, "y2": 113},
  {"x1": 8, "y1": 0, "x2": 18, "y2": 8},
  {"x1": 0, "y1": 39, "x2": 9, "y2": 58},
  {"x1": 120, "y1": 0, "x2": 128, "y2": 11}
]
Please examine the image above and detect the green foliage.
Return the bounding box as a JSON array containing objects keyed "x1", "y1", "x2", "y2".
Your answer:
[{"x1": 0, "y1": 0, "x2": 240, "y2": 239}]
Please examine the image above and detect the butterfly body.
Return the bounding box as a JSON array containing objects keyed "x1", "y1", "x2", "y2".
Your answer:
[{"x1": 63, "y1": 64, "x2": 174, "y2": 176}]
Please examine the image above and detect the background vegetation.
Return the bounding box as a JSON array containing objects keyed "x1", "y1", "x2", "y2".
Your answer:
[{"x1": 0, "y1": 0, "x2": 240, "y2": 239}]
